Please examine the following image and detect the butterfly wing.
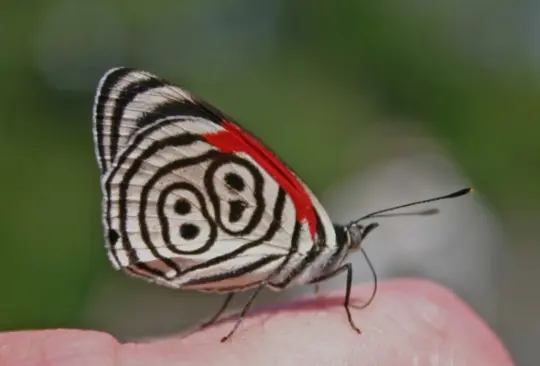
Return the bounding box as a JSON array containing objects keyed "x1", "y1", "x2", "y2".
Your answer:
[
  {"x1": 93, "y1": 68, "x2": 225, "y2": 175},
  {"x1": 93, "y1": 68, "x2": 338, "y2": 292}
]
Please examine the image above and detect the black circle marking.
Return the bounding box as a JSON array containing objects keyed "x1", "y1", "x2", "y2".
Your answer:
[
  {"x1": 180, "y1": 188, "x2": 287, "y2": 280},
  {"x1": 180, "y1": 223, "x2": 200, "y2": 240},
  {"x1": 224, "y1": 172, "x2": 245, "y2": 192},
  {"x1": 155, "y1": 181, "x2": 218, "y2": 254},
  {"x1": 108, "y1": 229, "x2": 119, "y2": 246},
  {"x1": 174, "y1": 198, "x2": 191, "y2": 215},
  {"x1": 229, "y1": 199, "x2": 247, "y2": 223},
  {"x1": 204, "y1": 154, "x2": 265, "y2": 236},
  {"x1": 108, "y1": 132, "x2": 208, "y2": 276}
]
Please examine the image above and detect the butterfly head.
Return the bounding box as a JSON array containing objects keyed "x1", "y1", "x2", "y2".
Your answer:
[{"x1": 346, "y1": 222, "x2": 379, "y2": 252}]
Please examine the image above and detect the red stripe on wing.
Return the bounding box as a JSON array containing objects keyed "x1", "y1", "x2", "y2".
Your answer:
[{"x1": 203, "y1": 121, "x2": 317, "y2": 240}]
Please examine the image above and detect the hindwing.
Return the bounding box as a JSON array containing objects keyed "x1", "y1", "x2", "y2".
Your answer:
[{"x1": 92, "y1": 68, "x2": 338, "y2": 291}]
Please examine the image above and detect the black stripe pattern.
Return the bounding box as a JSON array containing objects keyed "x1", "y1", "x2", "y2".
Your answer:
[{"x1": 92, "y1": 68, "x2": 351, "y2": 293}]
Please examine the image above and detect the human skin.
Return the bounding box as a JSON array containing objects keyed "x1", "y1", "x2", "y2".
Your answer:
[{"x1": 0, "y1": 279, "x2": 513, "y2": 366}]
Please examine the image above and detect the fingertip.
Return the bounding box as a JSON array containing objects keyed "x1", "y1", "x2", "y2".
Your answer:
[
  {"x1": 370, "y1": 278, "x2": 514, "y2": 365},
  {"x1": 5, "y1": 280, "x2": 510, "y2": 366},
  {"x1": 0, "y1": 329, "x2": 119, "y2": 366},
  {"x1": 147, "y1": 279, "x2": 513, "y2": 365}
]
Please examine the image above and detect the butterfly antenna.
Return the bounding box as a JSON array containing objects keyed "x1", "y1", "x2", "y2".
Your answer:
[
  {"x1": 351, "y1": 187, "x2": 473, "y2": 224},
  {"x1": 355, "y1": 248, "x2": 378, "y2": 309},
  {"x1": 371, "y1": 207, "x2": 439, "y2": 218}
]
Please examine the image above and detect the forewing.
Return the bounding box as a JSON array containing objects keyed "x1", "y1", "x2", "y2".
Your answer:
[{"x1": 92, "y1": 67, "x2": 225, "y2": 176}]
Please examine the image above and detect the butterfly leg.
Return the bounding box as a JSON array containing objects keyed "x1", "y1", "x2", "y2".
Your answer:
[
  {"x1": 313, "y1": 283, "x2": 321, "y2": 296},
  {"x1": 309, "y1": 263, "x2": 361, "y2": 334},
  {"x1": 200, "y1": 293, "x2": 235, "y2": 329},
  {"x1": 221, "y1": 282, "x2": 266, "y2": 342},
  {"x1": 349, "y1": 248, "x2": 378, "y2": 311}
]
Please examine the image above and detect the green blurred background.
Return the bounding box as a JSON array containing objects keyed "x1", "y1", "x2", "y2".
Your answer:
[{"x1": 2, "y1": 0, "x2": 539, "y2": 363}]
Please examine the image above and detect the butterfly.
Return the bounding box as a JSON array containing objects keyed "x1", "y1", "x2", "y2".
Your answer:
[{"x1": 92, "y1": 67, "x2": 472, "y2": 342}]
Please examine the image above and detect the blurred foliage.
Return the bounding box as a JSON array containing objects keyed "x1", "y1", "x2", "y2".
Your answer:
[{"x1": 0, "y1": 0, "x2": 538, "y2": 344}]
